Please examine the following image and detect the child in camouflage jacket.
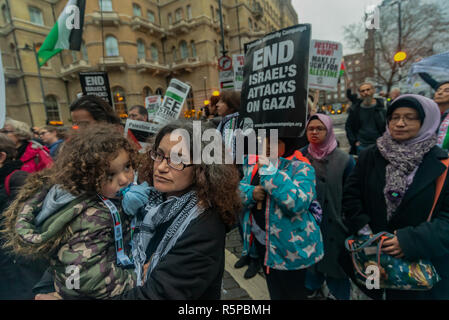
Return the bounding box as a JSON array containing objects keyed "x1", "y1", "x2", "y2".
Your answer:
[{"x1": 1, "y1": 125, "x2": 138, "y2": 299}]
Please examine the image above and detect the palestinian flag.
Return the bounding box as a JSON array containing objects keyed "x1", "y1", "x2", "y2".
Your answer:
[
  {"x1": 340, "y1": 61, "x2": 346, "y2": 77},
  {"x1": 37, "y1": 0, "x2": 86, "y2": 67}
]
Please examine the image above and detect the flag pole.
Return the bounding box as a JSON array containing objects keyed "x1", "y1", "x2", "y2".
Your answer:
[
  {"x1": 33, "y1": 42, "x2": 48, "y2": 124},
  {"x1": 100, "y1": 0, "x2": 105, "y2": 67}
]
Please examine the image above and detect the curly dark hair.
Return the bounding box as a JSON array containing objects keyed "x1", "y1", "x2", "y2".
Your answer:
[
  {"x1": 70, "y1": 95, "x2": 121, "y2": 125},
  {"x1": 25, "y1": 124, "x2": 137, "y2": 197},
  {"x1": 139, "y1": 120, "x2": 242, "y2": 226},
  {"x1": 218, "y1": 91, "x2": 241, "y2": 113}
]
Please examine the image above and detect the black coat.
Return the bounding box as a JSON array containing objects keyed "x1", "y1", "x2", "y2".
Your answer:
[
  {"x1": 345, "y1": 98, "x2": 386, "y2": 154},
  {"x1": 342, "y1": 145, "x2": 449, "y2": 299},
  {"x1": 0, "y1": 161, "x2": 48, "y2": 300},
  {"x1": 117, "y1": 208, "x2": 226, "y2": 300}
]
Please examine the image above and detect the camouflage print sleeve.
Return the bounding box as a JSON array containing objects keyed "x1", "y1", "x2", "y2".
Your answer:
[{"x1": 53, "y1": 204, "x2": 137, "y2": 299}]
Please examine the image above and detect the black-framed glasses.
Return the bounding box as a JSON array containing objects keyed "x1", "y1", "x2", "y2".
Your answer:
[
  {"x1": 307, "y1": 126, "x2": 327, "y2": 133},
  {"x1": 150, "y1": 150, "x2": 193, "y2": 171},
  {"x1": 0, "y1": 129, "x2": 13, "y2": 134},
  {"x1": 388, "y1": 115, "x2": 420, "y2": 125}
]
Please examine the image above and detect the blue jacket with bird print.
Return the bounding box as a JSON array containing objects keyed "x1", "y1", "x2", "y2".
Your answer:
[{"x1": 239, "y1": 151, "x2": 324, "y2": 272}]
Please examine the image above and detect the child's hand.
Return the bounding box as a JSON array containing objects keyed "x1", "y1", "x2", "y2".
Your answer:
[{"x1": 122, "y1": 182, "x2": 151, "y2": 216}]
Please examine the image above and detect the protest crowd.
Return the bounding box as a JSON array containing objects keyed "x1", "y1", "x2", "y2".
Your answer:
[{"x1": 2, "y1": 2, "x2": 449, "y2": 303}]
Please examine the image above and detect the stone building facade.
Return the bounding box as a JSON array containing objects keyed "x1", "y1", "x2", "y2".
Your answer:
[{"x1": 1, "y1": 0, "x2": 297, "y2": 126}]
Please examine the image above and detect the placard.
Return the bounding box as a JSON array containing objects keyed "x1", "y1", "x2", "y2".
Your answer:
[
  {"x1": 124, "y1": 119, "x2": 159, "y2": 152},
  {"x1": 239, "y1": 24, "x2": 312, "y2": 137},
  {"x1": 145, "y1": 95, "x2": 162, "y2": 121},
  {"x1": 233, "y1": 54, "x2": 245, "y2": 91},
  {"x1": 308, "y1": 40, "x2": 343, "y2": 92},
  {"x1": 153, "y1": 79, "x2": 191, "y2": 126},
  {"x1": 79, "y1": 72, "x2": 113, "y2": 106}
]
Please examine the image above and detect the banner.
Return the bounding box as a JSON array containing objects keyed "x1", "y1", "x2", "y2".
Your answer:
[
  {"x1": 124, "y1": 119, "x2": 159, "y2": 152},
  {"x1": 79, "y1": 72, "x2": 113, "y2": 106},
  {"x1": 239, "y1": 24, "x2": 312, "y2": 137},
  {"x1": 145, "y1": 95, "x2": 161, "y2": 121},
  {"x1": 308, "y1": 40, "x2": 343, "y2": 92},
  {"x1": 153, "y1": 79, "x2": 190, "y2": 126},
  {"x1": 233, "y1": 54, "x2": 245, "y2": 91},
  {"x1": 0, "y1": 51, "x2": 5, "y2": 128}
]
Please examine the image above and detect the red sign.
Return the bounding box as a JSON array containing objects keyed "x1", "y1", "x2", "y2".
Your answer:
[{"x1": 218, "y1": 55, "x2": 233, "y2": 71}]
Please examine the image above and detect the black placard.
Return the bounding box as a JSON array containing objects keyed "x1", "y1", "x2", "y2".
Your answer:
[
  {"x1": 79, "y1": 71, "x2": 113, "y2": 107},
  {"x1": 239, "y1": 24, "x2": 311, "y2": 138}
]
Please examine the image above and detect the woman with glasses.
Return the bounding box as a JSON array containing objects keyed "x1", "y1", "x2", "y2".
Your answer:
[
  {"x1": 115, "y1": 119, "x2": 242, "y2": 299},
  {"x1": 300, "y1": 114, "x2": 355, "y2": 300},
  {"x1": 342, "y1": 94, "x2": 449, "y2": 300},
  {"x1": 1, "y1": 118, "x2": 52, "y2": 174}
]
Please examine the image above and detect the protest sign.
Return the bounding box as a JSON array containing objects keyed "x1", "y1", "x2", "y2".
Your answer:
[
  {"x1": 124, "y1": 119, "x2": 159, "y2": 152},
  {"x1": 308, "y1": 40, "x2": 343, "y2": 92},
  {"x1": 153, "y1": 79, "x2": 190, "y2": 126},
  {"x1": 233, "y1": 54, "x2": 245, "y2": 91},
  {"x1": 145, "y1": 95, "x2": 161, "y2": 121},
  {"x1": 239, "y1": 24, "x2": 311, "y2": 137},
  {"x1": 79, "y1": 72, "x2": 113, "y2": 106},
  {"x1": 219, "y1": 70, "x2": 235, "y2": 91}
]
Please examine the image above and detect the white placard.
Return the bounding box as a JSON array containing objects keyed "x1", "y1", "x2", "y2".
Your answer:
[
  {"x1": 153, "y1": 79, "x2": 191, "y2": 126},
  {"x1": 308, "y1": 40, "x2": 343, "y2": 92},
  {"x1": 124, "y1": 119, "x2": 159, "y2": 152}
]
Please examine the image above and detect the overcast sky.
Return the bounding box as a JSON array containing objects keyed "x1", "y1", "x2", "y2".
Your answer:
[{"x1": 292, "y1": 0, "x2": 383, "y2": 55}]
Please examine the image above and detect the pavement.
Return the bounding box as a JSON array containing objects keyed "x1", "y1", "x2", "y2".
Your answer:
[{"x1": 220, "y1": 113, "x2": 353, "y2": 300}]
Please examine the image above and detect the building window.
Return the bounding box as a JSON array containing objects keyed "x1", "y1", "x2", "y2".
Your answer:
[
  {"x1": 180, "y1": 41, "x2": 188, "y2": 60},
  {"x1": 28, "y1": 6, "x2": 44, "y2": 25},
  {"x1": 210, "y1": 6, "x2": 214, "y2": 20},
  {"x1": 81, "y1": 41, "x2": 88, "y2": 61},
  {"x1": 133, "y1": 4, "x2": 142, "y2": 17},
  {"x1": 191, "y1": 41, "x2": 196, "y2": 58},
  {"x1": 137, "y1": 39, "x2": 146, "y2": 59},
  {"x1": 172, "y1": 46, "x2": 177, "y2": 62},
  {"x1": 155, "y1": 88, "x2": 164, "y2": 96},
  {"x1": 214, "y1": 40, "x2": 219, "y2": 57},
  {"x1": 143, "y1": 86, "x2": 153, "y2": 99},
  {"x1": 112, "y1": 87, "x2": 127, "y2": 115},
  {"x1": 105, "y1": 36, "x2": 119, "y2": 57},
  {"x1": 2, "y1": 4, "x2": 11, "y2": 24},
  {"x1": 248, "y1": 18, "x2": 253, "y2": 30},
  {"x1": 175, "y1": 8, "x2": 182, "y2": 22},
  {"x1": 187, "y1": 5, "x2": 192, "y2": 20},
  {"x1": 44, "y1": 96, "x2": 60, "y2": 122},
  {"x1": 99, "y1": 0, "x2": 113, "y2": 12},
  {"x1": 186, "y1": 89, "x2": 194, "y2": 110},
  {"x1": 71, "y1": 51, "x2": 78, "y2": 63},
  {"x1": 147, "y1": 10, "x2": 155, "y2": 23},
  {"x1": 168, "y1": 13, "x2": 172, "y2": 25},
  {"x1": 150, "y1": 44, "x2": 158, "y2": 62}
]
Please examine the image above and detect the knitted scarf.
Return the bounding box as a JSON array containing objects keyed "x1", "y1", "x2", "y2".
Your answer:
[
  {"x1": 377, "y1": 132, "x2": 437, "y2": 221},
  {"x1": 132, "y1": 187, "x2": 203, "y2": 286}
]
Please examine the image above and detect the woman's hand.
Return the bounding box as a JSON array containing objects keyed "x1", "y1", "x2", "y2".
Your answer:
[
  {"x1": 35, "y1": 292, "x2": 62, "y2": 300},
  {"x1": 252, "y1": 185, "x2": 266, "y2": 202},
  {"x1": 382, "y1": 234, "x2": 404, "y2": 259}
]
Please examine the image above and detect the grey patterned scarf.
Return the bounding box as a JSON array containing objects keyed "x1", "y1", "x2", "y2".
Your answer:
[
  {"x1": 132, "y1": 187, "x2": 203, "y2": 286},
  {"x1": 377, "y1": 132, "x2": 437, "y2": 221}
]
